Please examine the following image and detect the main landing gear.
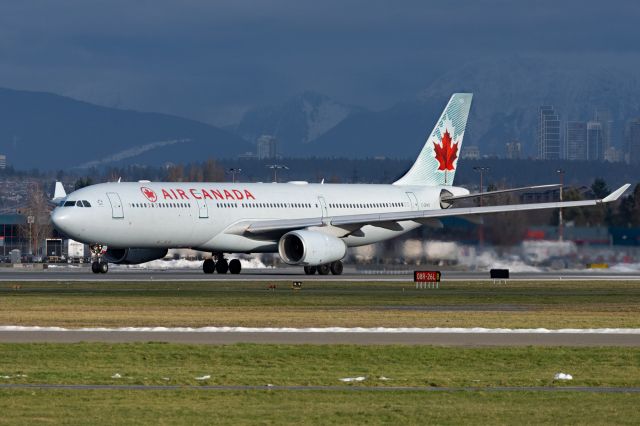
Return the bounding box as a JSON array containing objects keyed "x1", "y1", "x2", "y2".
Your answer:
[
  {"x1": 203, "y1": 253, "x2": 241, "y2": 274},
  {"x1": 304, "y1": 260, "x2": 343, "y2": 275},
  {"x1": 90, "y1": 244, "x2": 109, "y2": 274}
]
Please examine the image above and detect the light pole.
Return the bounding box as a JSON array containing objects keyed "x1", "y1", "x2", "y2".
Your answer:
[
  {"x1": 473, "y1": 166, "x2": 490, "y2": 206},
  {"x1": 227, "y1": 168, "x2": 241, "y2": 183},
  {"x1": 556, "y1": 169, "x2": 565, "y2": 241},
  {"x1": 473, "y1": 166, "x2": 490, "y2": 247},
  {"x1": 266, "y1": 164, "x2": 288, "y2": 183}
]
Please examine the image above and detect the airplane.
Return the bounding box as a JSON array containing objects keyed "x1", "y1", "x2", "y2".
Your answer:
[{"x1": 50, "y1": 93, "x2": 630, "y2": 275}]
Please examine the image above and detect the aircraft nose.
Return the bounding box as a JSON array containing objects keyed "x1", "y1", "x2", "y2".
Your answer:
[{"x1": 50, "y1": 208, "x2": 70, "y2": 233}]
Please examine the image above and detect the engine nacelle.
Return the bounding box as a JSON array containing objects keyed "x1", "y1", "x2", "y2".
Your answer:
[
  {"x1": 278, "y1": 230, "x2": 346, "y2": 266},
  {"x1": 104, "y1": 248, "x2": 168, "y2": 265}
]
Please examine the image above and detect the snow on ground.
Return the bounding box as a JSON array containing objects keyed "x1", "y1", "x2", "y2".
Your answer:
[
  {"x1": 2, "y1": 326, "x2": 639, "y2": 334},
  {"x1": 112, "y1": 257, "x2": 272, "y2": 270}
]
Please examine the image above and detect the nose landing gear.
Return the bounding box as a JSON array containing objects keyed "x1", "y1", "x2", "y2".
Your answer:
[{"x1": 90, "y1": 244, "x2": 109, "y2": 274}]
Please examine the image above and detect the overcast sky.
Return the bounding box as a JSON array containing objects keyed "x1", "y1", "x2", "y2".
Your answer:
[{"x1": 0, "y1": 0, "x2": 638, "y2": 125}]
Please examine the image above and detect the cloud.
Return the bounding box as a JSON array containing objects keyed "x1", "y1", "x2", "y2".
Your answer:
[{"x1": 0, "y1": 1, "x2": 637, "y2": 125}]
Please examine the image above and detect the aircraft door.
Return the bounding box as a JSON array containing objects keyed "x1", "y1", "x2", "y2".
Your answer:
[
  {"x1": 405, "y1": 192, "x2": 419, "y2": 211},
  {"x1": 191, "y1": 191, "x2": 208, "y2": 218},
  {"x1": 106, "y1": 192, "x2": 124, "y2": 218},
  {"x1": 318, "y1": 196, "x2": 328, "y2": 217}
]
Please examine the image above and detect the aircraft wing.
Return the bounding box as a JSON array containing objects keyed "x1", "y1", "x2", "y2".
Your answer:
[
  {"x1": 227, "y1": 184, "x2": 630, "y2": 237},
  {"x1": 441, "y1": 183, "x2": 561, "y2": 205}
]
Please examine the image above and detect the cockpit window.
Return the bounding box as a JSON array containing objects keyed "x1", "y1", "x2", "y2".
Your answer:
[
  {"x1": 76, "y1": 201, "x2": 84, "y2": 207},
  {"x1": 82, "y1": 200, "x2": 91, "y2": 207},
  {"x1": 63, "y1": 201, "x2": 75, "y2": 207}
]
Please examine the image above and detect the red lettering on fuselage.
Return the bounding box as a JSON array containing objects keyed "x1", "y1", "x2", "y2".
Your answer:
[{"x1": 160, "y1": 187, "x2": 256, "y2": 201}]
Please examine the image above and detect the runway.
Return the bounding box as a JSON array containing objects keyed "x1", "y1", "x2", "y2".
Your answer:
[
  {"x1": 1, "y1": 327, "x2": 639, "y2": 346},
  {"x1": 2, "y1": 266, "x2": 640, "y2": 281}
]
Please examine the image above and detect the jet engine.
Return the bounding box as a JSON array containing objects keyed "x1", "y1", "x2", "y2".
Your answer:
[
  {"x1": 278, "y1": 230, "x2": 347, "y2": 266},
  {"x1": 104, "y1": 248, "x2": 168, "y2": 265}
]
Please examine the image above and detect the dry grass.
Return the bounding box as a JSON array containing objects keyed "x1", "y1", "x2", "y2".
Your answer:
[{"x1": 0, "y1": 279, "x2": 639, "y2": 328}]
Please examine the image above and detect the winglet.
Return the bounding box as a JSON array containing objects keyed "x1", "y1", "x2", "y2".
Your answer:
[{"x1": 602, "y1": 184, "x2": 631, "y2": 203}]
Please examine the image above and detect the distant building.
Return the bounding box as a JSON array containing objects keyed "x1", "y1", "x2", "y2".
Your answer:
[
  {"x1": 238, "y1": 151, "x2": 258, "y2": 160},
  {"x1": 595, "y1": 109, "x2": 613, "y2": 152},
  {"x1": 587, "y1": 121, "x2": 603, "y2": 161},
  {"x1": 627, "y1": 118, "x2": 640, "y2": 164},
  {"x1": 0, "y1": 155, "x2": 6, "y2": 170},
  {"x1": 505, "y1": 141, "x2": 522, "y2": 159},
  {"x1": 604, "y1": 146, "x2": 623, "y2": 163},
  {"x1": 461, "y1": 145, "x2": 480, "y2": 160},
  {"x1": 565, "y1": 121, "x2": 587, "y2": 160},
  {"x1": 256, "y1": 135, "x2": 277, "y2": 160},
  {"x1": 537, "y1": 106, "x2": 561, "y2": 159}
]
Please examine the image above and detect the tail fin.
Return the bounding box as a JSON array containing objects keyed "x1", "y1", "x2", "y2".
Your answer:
[{"x1": 394, "y1": 93, "x2": 472, "y2": 186}]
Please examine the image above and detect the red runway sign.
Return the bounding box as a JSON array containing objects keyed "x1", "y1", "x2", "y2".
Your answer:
[{"x1": 413, "y1": 271, "x2": 441, "y2": 282}]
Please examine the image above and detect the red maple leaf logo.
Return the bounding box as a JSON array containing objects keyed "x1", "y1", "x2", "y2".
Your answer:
[
  {"x1": 433, "y1": 129, "x2": 458, "y2": 171},
  {"x1": 141, "y1": 187, "x2": 157, "y2": 202}
]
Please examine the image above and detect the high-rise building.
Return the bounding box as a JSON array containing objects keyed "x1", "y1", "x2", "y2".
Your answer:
[
  {"x1": 627, "y1": 118, "x2": 640, "y2": 164},
  {"x1": 587, "y1": 121, "x2": 603, "y2": 161},
  {"x1": 461, "y1": 145, "x2": 480, "y2": 160},
  {"x1": 505, "y1": 141, "x2": 522, "y2": 159},
  {"x1": 537, "y1": 106, "x2": 561, "y2": 159},
  {"x1": 256, "y1": 135, "x2": 277, "y2": 160},
  {"x1": 0, "y1": 155, "x2": 5, "y2": 169},
  {"x1": 565, "y1": 121, "x2": 587, "y2": 160},
  {"x1": 595, "y1": 109, "x2": 613, "y2": 152}
]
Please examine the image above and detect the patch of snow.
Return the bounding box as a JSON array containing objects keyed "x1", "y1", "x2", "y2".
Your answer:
[
  {"x1": 339, "y1": 376, "x2": 366, "y2": 382},
  {"x1": 2, "y1": 325, "x2": 640, "y2": 334},
  {"x1": 113, "y1": 257, "x2": 271, "y2": 270},
  {"x1": 111, "y1": 373, "x2": 122, "y2": 379},
  {"x1": 195, "y1": 375, "x2": 211, "y2": 381},
  {"x1": 378, "y1": 376, "x2": 391, "y2": 381},
  {"x1": 554, "y1": 372, "x2": 573, "y2": 380}
]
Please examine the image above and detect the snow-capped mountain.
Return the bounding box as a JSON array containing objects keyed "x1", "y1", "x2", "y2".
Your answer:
[
  {"x1": 230, "y1": 91, "x2": 366, "y2": 155},
  {"x1": 310, "y1": 56, "x2": 640, "y2": 158}
]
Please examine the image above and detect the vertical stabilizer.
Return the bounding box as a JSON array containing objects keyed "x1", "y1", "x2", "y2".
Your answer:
[{"x1": 394, "y1": 93, "x2": 472, "y2": 186}]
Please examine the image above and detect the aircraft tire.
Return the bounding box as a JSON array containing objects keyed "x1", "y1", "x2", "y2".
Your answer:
[
  {"x1": 216, "y1": 258, "x2": 229, "y2": 274},
  {"x1": 330, "y1": 260, "x2": 343, "y2": 275},
  {"x1": 99, "y1": 261, "x2": 109, "y2": 274},
  {"x1": 203, "y1": 258, "x2": 215, "y2": 274},
  {"x1": 317, "y1": 264, "x2": 330, "y2": 275},
  {"x1": 303, "y1": 266, "x2": 317, "y2": 275},
  {"x1": 91, "y1": 261, "x2": 100, "y2": 274},
  {"x1": 229, "y1": 259, "x2": 241, "y2": 274}
]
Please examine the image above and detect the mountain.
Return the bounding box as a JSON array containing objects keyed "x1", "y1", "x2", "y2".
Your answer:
[
  {"x1": 0, "y1": 87, "x2": 251, "y2": 169},
  {"x1": 229, "y1": 91, "x2": 366, "y2": 156},
  {"x1": 308, "y1": 56, "x2": 640, "y2": 158}
]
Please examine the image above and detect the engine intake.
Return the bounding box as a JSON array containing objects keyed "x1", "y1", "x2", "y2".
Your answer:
[
  {"x1": 104, "y1": 248, "x2": 168, "y2": 265},
  {"x1": 278, "y1": 230, "x2": 346, "y2": 266}
]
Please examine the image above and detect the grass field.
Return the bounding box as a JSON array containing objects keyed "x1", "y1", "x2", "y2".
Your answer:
[
  {"x1": 1, "y1": 343, "x2": 639, "y2": 387},
  {"x1": 0, "y1": 343, "x2": 639, "y2": 424},
  {"x1": 0, "y1": 280, "x2": 639, "y2": 328},
  {"x1": 1, "y1": 389, "x2": 639, "y2": 425}
]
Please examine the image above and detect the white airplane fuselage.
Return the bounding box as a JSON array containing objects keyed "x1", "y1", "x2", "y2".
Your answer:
[{"x1": 51, "y1": 181, "x2": 465, "y2": 252}]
